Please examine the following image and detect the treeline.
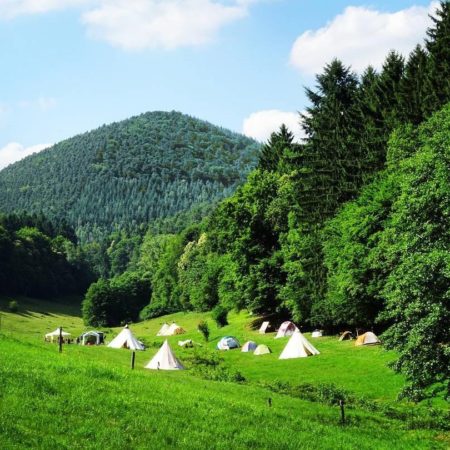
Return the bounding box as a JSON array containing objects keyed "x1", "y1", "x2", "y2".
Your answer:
[
  {"x1": 0, "y1": 111, "x2": 260, "y2": 241},
  {"x1": 83, "y1": 3, "x2": 449, "y2": 400},
  {"x1": 0, "y1": 213, "x2": 94, "y2": 297}
]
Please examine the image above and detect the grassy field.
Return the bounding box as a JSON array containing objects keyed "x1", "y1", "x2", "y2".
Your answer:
[{"x1": 0, "y1": 296, "x2": 448, "y2": 449}]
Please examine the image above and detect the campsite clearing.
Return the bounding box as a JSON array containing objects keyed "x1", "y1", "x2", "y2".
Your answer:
[{"x1": 0, "y1": 296, "x2": 448, "y2": 449}]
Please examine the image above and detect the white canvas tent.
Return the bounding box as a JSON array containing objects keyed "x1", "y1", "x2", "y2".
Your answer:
[
  {"x1": 45, "y1": 328, "x2": 70, "y2": 342},
  {"x1": 241, "y1": 341, "x2": 258, "y2": 352},
  {"x1": 80, "y1": 331, "x2": 104, "y2": 345},
  {"x1": 157, "y1": 323, "x2": 170, "y2": 336},
  {"x1": 108, "y1": 325, "x2": 145, "y2": 350},
  {"x1": 355, "y1": 331, "x2": 381, "y2": 346},
  {"x1": 279, "y1": 331, "x2": 320, "y2": 359},
  {"x1": 311, "y1": 330, "x2": 323, "y2": 338},
  {"x1": 259, "y1": 321, "x2": 270, "y2": 334},
  {"x1": 145, "y1": 340, "x2": 184, "y2": 370},
  {"x1": 157, "y1": 323, "x2": 185, "y2": 336},
  {"x1": 275, "y1": 321, "x2": 299, "y2": 339}
]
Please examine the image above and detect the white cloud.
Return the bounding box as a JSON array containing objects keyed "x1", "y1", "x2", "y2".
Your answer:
[
  {"x1": 18, "y1": 96, "x2": 57, "y2": 112},
  {"x1": 0, "y1": 142, "x2": 52, "y2": 170},
  {"x1": 1, "y1": 0, "x2": 260, "y2": 50},
  {"x1": 242, "y1": 109, "x2": 304, "y2": 143},
  {"x1": 82, "y1": 0, "x2": 252, "y2": 50},
  {"x1": 0, "y1": 0, "x2": 89, "y2": 19},
  {"x1": 290, "y1": 2, "x2": 439, "y2": 75}
]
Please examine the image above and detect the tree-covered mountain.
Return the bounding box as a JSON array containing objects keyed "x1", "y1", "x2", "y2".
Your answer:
[{"x1": 0, "y1": 111, "x2": 260, "y2": 241}]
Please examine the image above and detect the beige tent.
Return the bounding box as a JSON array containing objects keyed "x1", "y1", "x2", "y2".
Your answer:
[
  {"x1": 339, "y1": 331, "x2": 353, "y2": 341},
  {"x1": 311, "y1": 330, "x2": 323, "y2": 338},
  {"x1": 108, "y1": 325, "x2": 145, "y2": 350},
  {"x1": 45, "y1": 328, "x2": 71, "y2": 342},
  {"x1": 279, "y1": 331, "x2": 320, "y2": 359},
  {"x1": 275, "y1": 321, "x2": 299, "y2": 339},
  {"x1": 145, "y1": 340, "x2": 184, "y2": 370},
  {"x1": 158, "y1": 323, "x2": 185, "y2": 336},
  {"x1": 259, "y1": 321, "x2": 270, "y2": 334},
  {"x1": 355, "y1": 332, "x2": 380, "y2": 346},
  {"x1": 241, "y1": 341, "x2": 258, "y2": 352},
  {"x1": 254, "y1": 344, "x2": 271, "y2": 355},
  {"x1": 156, "y1": 323, "x2": 170, "y2": 336},
  {"x1": 178, "y1": 339, "x2": 193, "y2": 348}
]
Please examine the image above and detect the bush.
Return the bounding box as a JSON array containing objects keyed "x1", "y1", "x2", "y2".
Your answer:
[
  {"x1": 197, "y1": 320, "x2": 210, "y2": 342},
  {"x1": 212, "y1": 305, "x2": 228, "y2": 328},
  {"x1": 8, "y1": 300, "x2": 18, "y2": 313}
]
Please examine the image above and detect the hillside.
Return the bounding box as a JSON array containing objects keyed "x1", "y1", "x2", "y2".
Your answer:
[
  {"x1": 0, "y1": 111, "x2": 260, "y2": 239},
  {"x1": 0, "y1": 296, "x2": 447, "y2": 449}
]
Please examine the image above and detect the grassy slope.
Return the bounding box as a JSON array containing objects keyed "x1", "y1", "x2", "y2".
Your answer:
[{"x1": 0, "y1": 297, "x2": 448, "y2": 449}]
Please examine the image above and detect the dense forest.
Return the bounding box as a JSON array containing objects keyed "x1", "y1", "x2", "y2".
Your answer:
[
  {"x1": 0, "y1": 213, "x2": 94, "y2": 298},
  {"x1": 82, "y1": 2, "x2": 449, "y2": 401},
  {"x1": 0, "y1": 111, "x2": 260, "y2": 241}
]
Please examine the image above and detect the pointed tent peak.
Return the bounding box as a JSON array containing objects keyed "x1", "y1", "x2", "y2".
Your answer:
[
  {"x1": 279, "y1": 330, "x2": 320, "y2": 359},
  {"x1": 145, "y1": 339, "x2": 184, "y2": 370},
  {"x1": 108, "y1": 326, "x2": 144, "y2": 351}
]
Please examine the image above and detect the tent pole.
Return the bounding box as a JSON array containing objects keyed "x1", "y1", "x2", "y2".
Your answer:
[{"x1": 131, "y1": 351, "x2": 135, "y2": 370}]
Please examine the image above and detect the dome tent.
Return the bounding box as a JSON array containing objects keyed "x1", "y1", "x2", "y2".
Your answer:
[
  {"x1": 279, "y1": 331, "x2": 320, "y2": 359},
  {"x1": 217, "y1": 336, "x2": 240, "y2": 350},
  {"x1": 241, "y1": 341, "x2": 258, "y2": 352},
  {"x1": 275, "y1": 321, "x2": 299, "y2": 339},
  {"x1": 80, "y1": 331, "x2": 104, "y2": 345},
  {"x1": 339, "y1": 331, "x2": 353, "y2": 341},
  {"x1": 355, "y1": 332, "x2": 381, "y2": 346},
  {"x1": 146, "y1": 340, "x2": 184, "y2": 370},
  {"x1": 108, "y1": 325, "x2": 145, "y2": 350},
  {"x1": 254, "y1": 344, "x2": 271, "y2": 356}
]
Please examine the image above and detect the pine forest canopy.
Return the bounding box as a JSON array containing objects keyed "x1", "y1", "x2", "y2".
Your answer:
[{"x1": 0, "y1": 111, "x2": 260, "y2": 241}]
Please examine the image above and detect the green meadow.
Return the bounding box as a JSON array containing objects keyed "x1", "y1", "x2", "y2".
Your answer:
[{"x1": 0, "y1": 296, "x2": 448, "y2": 449}]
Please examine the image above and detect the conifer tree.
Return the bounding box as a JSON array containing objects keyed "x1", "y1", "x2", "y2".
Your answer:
[
  {"x1": 258, "y1": 124, "x2": 295, "y2": 172},
  {"x1": 399, "y1": 45, "x2": 429, "y2": 125},
  {"x1": 423, "y1": 1, "x2": 450, "y2": 116}
]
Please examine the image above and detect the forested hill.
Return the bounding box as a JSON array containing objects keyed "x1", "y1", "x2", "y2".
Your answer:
[{"x1": 0, "y1": 111, "x2": 260, "y2": 240}]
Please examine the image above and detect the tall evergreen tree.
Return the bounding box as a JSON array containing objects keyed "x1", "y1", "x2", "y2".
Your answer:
[
  {"x1": 399, "y1": 45, "x2": 429, "y2": 125},
  {"x1": 423, "y1": 1, "x2": 450, "y2": 116},
  {"x1": 258, "y1": 124, "x2": 295, "y2": 172}
]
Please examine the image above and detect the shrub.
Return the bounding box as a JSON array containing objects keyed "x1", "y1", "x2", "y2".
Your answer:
[
  {"x1": 8, "y1": 300, "x2": 18, "y2": 313},
  {"x1": 197, "y1": 320, "x2": 210, "y2": 342},
  {"x1": 212, "y1": 305, "x2": 228, "y2": 328}
]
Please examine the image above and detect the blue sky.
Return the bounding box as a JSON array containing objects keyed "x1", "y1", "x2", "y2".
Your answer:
[{"x1": 0, "y1": 0, "x2": 437, "y2": 168}]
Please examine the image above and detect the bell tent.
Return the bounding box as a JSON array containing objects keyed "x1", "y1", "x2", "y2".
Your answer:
[
  {"x1": 259, "y1": 321, "x2": 270, "y2": 334},
  {"x1": 241, "y1": 341, "x2": 258, "y2": 352},
  {"x1": 279, "y1": 331, "x2": 320, "y2": 359},
  {"x1": 146, "y1": 340, "x2": 184, "y2": 370},
  {"x1": 217, "y1": 336, "x2": 240, "y2": 350},
  {"x1": 157, "y1": 323, "x2": 185, "y2": 336},
  {"x1": 108, "y1": 325, "x2": 145, "y2": 350},
  {"x1": 254, "y1": 344, "x2": 271, "y2": 355},
  {"x1": 156, "y1": 323, "x2": 170, "y2": 336},
  {"x1": 275, "y1": 321, "x2": 299, "y2": 339},
  {"x1": 355, "y1": 332, "x2": 381, "y2": 346}
]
